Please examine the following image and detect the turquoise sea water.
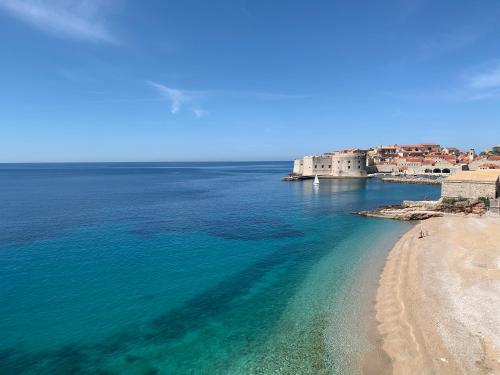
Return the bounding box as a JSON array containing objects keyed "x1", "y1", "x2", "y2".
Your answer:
[{"x1": 0, "y1": 162, "x2": 439, "y2": 374}]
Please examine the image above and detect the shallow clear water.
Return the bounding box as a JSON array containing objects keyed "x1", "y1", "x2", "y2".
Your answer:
[{"x1": 0, "y1": 162, "x2": 440, "y2": 374}]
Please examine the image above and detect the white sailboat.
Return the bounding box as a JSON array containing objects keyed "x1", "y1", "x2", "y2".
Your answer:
[{"x1": 313, "y1": 174, "x2": 319, "y2": 185}]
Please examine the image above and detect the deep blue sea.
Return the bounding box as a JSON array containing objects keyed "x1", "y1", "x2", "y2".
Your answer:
[{"x1": 0, "y1": 162, "x2": 440, "y2": 374}]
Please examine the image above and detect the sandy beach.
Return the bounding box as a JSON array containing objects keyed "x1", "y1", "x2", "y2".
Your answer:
[{"x1": 376, "y1": 215, "x2": 500, "y2": 375}]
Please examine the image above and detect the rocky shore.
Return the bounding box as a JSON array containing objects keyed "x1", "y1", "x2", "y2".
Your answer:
[
  {"x1": 357, "y1": 198, "x2": 488, "y2": 220},
  {"x1": 381, "y1": 176, "x2": 442, "y2": 185}
]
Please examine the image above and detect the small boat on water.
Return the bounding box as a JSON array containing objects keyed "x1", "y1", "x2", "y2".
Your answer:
[{"x1": 313, "y1": 175, "x2": 319, "y2": 185}]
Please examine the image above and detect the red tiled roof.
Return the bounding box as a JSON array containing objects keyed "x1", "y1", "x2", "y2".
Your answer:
[
  {"x1": 406, "y1": 157, "x2": 424, "y2": 162},
  {"x1": 427, "y1": 154, "x2": 457, "y2": 163},
  {"x1": 480, "y1": 163, "x2": 500, "y2": 168},
  {"x1": 401, "y1": 143, "x2": 440, "y2": 148}
]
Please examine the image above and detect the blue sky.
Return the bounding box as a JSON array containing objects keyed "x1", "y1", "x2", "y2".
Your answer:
[{"x1": 1, "y1": 0, "x2": 499, "y2": 162}]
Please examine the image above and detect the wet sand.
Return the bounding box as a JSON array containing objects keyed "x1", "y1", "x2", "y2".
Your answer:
[{"x1": 375, "y1": 215, "x2": 500, "y2": 374}]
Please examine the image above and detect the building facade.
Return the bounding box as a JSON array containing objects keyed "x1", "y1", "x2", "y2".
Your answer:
[
  {"x1": 399, "y1": 143, "x2": 441, "y2": 156},
  {"x1": 441, "y1": 170, "x2": 500, "y2": 199},
  {"x1": 367, "y1": 143, "x2": 475, "y2": 176},
  {"x1": 468, "y1": 156, "x2": 500, "y2": 171},
  {"x1": 293, "y1": 150, "x2": 367, "y2": 178}
]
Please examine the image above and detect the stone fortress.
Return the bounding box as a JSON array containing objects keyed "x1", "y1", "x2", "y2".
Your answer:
[
  {"x1": 290, "y1": 143, "x2": 500, "y2": 179},
  {"x1": 293, "y1": 149, "x2": 368, "y2": 178}
]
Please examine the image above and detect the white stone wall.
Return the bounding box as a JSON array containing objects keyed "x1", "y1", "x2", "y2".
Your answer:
[
  {"x1": 302, "y1": 156, "x2": 315, "y2": 176},
  {"x1": 312, "y1": 155, "x2": 334, "y2": 176},
  {"x1": 375, "y1": 164, "x2": 397, "y2": 173},
  {"x1": 331, "y1": 153, "x2": 367, "y2": 177},
  {"x1": 442, "y1": 180, "x2": 499, "y2": 199},
  {"x1": 295, "y1": 152, "x2": 367, "y2": 177},
  {"x1": 293, "y1": 159, "x2": 303, "y2": 175}
]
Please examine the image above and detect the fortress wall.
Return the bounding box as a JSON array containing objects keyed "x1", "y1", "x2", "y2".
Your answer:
[
  {"x1": 375, "y1": 164, "x2": 397, "y2": 173},
  {"x1": 302, "y1": 156, "x2": 315, "y2": 176},
  {"x1": 293, "y1": 159, "x2": 303, "y2": 175},
  {"x1": 295, "y1": 152, "x2": 368, "y2": 178},
  {"x1": 311, "y1": 155, "x2": 334, "y2": 176},
  {"x1": 442, "y1": 180, "x2": 499, "y2": 199},
  {"x1": 331, "y1": 153, "x2": 367, "y2": 177}
]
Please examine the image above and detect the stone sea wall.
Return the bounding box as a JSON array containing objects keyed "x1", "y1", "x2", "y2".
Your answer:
[{"x1": 442, "y1": 181, "x2": 499, "y2": 199}]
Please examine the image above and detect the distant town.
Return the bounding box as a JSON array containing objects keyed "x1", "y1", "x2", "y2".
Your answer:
[{"x1": 291, "y1": 144, "x2": 500, "y2": 178}]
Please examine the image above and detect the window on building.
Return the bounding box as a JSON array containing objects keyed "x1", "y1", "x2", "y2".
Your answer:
[
  {"x1": 348, "y1": 166, "x2": 351, "y2": 169},
  {"x1": 314, "y1": 165, "x2": 317, "y2": 168},
  {"x1": 358, "y1": 166, "x2": 360, "y2": 169},
  {"x1": 328, "y1": 165, "x2": 331, "y2": 168},
  {"x1": 348, "y1": 160, "x2": 351, "y2": 163},
  {"x1": 321, "y1": 165, "x2": 324, "y2": 168}
]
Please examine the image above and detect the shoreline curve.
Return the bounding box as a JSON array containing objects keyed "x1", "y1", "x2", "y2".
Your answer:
[{"x1": 375, "y1": 215, "x2": 500, "y2": 374}]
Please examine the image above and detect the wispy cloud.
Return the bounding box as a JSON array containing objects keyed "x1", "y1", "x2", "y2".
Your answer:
[
  {"x1": 192, "y1": 108, "x2": 208, "y2": 118},
  {"x1": 457, "y1": 60, "x2": 500, "y2": 101},
  {"x1": 146, "y1": 81, "x2": 313, "y2": 117},
  {"x1": 147, "y1": 82, "x2": 185, "y2": 114},
  {"x1": 146, "y1": 81, "x2": 206, "y2": 117},
  {"x1": 385, "y1": 60, "x2": 500, "y2": 103},
  {"x1": 465, "y1": 63, "x2": 500, "y2": 90},
  {"x1": 0, "y1": 0, "x2": 118, "y2": 43}
]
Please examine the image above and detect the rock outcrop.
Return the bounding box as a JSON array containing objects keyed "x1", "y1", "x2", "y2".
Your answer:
[
  {"x1": 357, "y1": 198, "x2": 488, "y2": 221},
  {"x1": 438, "y1": 198, "x2": 488, "y2": 215},
  {"x1": 357, "y1": 204, "x2": 443, "y2": 221}
]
